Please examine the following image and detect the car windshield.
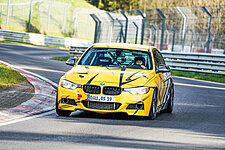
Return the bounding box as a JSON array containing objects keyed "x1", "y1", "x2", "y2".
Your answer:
[{"x1": 78, "y1": 48, "x2": 152, "y2": 70}]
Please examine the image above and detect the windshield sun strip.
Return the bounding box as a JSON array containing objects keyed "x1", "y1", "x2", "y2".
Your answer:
[{"x1": 78, "y1": 48, "x2": 153, "y2": 70}]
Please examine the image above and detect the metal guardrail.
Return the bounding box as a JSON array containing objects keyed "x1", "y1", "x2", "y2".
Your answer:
[
  {"x1": 0, "y1": 29, "x2": 93, "y2": 47},
  {"x1": 69, "y1": 46, "x2": 89, "y2": 57},
  {"x1": 69, "y1": 46, "x2": 225, "y2": 75},
  {"x1": 161, "y1": 52, "x2": 225, "y2": 75}
]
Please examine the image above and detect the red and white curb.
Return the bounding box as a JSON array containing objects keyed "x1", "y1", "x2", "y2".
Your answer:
[{"x1": 0, "y1": 61, "x2": 57, "y2": 123}]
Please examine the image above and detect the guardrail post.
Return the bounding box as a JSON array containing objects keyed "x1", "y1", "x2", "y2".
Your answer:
[
  {"x1": 116, "y1": 18, "x2": 124, "y2": 43},
  {"x1": 187, "y1": 29, "x2": 193, "y2": 52},
  {"x1": 133, "y1": 22, "x2": 139, "y2": 44},
  {"x1": 6, "y1": 0, "x2": 10, "y2": 26},
  {"x1": 182, "y1": 30, "x2": 187, "y2": 52},
  {"x1": 107, "y1": 12, "x2": 114, "y2": 25},
  {"x1": 28, "y1": 0, "x2": 33, "y2": 30},
  {"x1": 202, "y1": 6, "x2": 212, "y2": 53},
  {"x1": 90, "y1": 14, "x2": 101, "y2": 43},
  {"x1": 107, "y1": 12, "x2": 115, "y2": 43},
  {"x1": 137, "y1": 10, "x2": 145, "y2": 45},
  {"x1": 121, "y1": 11, "x2": 128, "y2": 43},
  {"x1": 149, "y1": 24, "x2": 156, "y2": 46},
  {"x1": 156, "y1": 8, "x2": 165, "y2": 50},
  {"x1": 171, "y1": 27, "x2": 176, "y2": 52},
  {"x1": 197, "y1": 36, "x2": 201, "y2": 48}
]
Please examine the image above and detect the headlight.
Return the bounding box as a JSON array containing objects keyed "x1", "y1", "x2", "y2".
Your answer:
[
  {"x1": 61, "y1": 79, "x2": 79, "y2": 90},
  {"x1": 124, "y1": 87, "x2": 150, "y2": 95}
]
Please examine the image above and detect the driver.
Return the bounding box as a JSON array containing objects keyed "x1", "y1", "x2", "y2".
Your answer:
[{"x1": 134, "y1": 57, "x2": 146, "y2": 69}]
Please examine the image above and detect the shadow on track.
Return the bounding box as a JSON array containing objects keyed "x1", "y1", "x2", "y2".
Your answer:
[{"x1": 0, "y1": 130, "x2": 221, "y2": 150}]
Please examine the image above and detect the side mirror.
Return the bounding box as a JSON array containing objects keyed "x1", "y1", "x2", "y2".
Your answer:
[
  {"x1": 157, "y1": 65, "x2": 170, "y2": 73},
  {"x1": 66, "y1": 58, "x2": 76, "y2": 66}
]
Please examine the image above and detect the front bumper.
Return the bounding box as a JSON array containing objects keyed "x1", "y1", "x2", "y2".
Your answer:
[{"x1": 57, "y1": 86, "x2": 154, "y2": 116}]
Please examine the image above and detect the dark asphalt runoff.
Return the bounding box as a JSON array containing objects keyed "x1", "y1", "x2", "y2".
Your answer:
[{"x1": 0, "y1": 43, "x2": 225, "y2": 150}]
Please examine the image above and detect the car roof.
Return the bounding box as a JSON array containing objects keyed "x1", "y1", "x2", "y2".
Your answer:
[{"x1": 92, "y1": 43, "x2": 156, "y2": 52}]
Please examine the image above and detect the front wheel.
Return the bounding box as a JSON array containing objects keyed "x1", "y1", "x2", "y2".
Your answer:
[
  {"x1": 148, "y1": 89, "x2": 158, "y2": 120},
  {"x1": 164, "y1": 84, "x2": 174, "y2": 113},
  {"x1": 56, "y1": 96, "x2": 71, "y2": 117}
]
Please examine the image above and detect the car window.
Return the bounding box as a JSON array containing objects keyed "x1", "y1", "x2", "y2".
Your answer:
[
  {"x1": 78, "y1": 48, "x2": 153, "y2": 70},
  {"x1": 153, "y1": 49, "x2": 166, "y2": 71},
  {"x1": 153, "y1": 49, "x2": 160, "y2": 71},
  {"x1": 157, "y1": 51, "x2": 166, "y2": 65}
]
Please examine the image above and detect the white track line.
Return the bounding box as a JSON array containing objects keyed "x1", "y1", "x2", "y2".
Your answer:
[
  {"x1": 0, "y1": 60, "x2": 58, "y2": 127},
  {"x1": 173, "y1": 76, "x2": 225, "y2": 86},
  {"x1": 175, "y1": 82, "x2": 225, "y2": 91}
]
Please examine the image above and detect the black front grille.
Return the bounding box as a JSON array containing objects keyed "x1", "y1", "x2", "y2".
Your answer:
[
  {"x1": 83, "y1": 85, "x2": 101, "y2": 94},
  {"x1": 103, "y1": 86, "x2": 122, "y2": 95},
  {"x1": 82, "y1": 101, "x2": 121, "y2": 110}
]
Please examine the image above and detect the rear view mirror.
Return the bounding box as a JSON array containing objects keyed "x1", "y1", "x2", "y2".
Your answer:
[
  {"x1": 66, "y1": 58, "x2": 76, "y2": 66},
  {"x1": 157, "y1": 65, "x2": 170, "y2": 73}
]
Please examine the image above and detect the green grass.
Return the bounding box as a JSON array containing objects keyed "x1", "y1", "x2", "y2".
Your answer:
[
  {"x1": 171, "y1": 71, "x2": 225, "y2": 83},
  {"x1": 50, "y1": 56, "x2": 79, "y2": 62},
  {"x1": 50, "y1": 56, "x2": 72, "y2": 61},
  {"x1": 0, "y1": 64, "x2": 28, "y2": 87}
]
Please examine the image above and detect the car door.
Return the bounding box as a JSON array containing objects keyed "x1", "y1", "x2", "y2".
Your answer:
[
  {"x1": 153, "y1": 49, "x2": 164, "y2": 109},
  {"x1": 157, "y1": 50, "x2": 170, "y2": 105}
]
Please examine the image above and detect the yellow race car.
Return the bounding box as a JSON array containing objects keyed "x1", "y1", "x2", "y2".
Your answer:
[{"x1": 56, "y1": 43, "x2": 174, "y2": 119}]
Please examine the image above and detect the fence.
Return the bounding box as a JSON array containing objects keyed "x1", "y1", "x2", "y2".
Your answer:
[
  {"x1": 0, "y1": 0, "x2": 100, "y2": 40},
  {"x1": 1, "y1": 1, "x2": 224, "y2": 55},
  {"x1": 90, "y1": 5, "x2": 225, "y2": 54},
  {"x1": 0, "y1": 29, "x2": 93, "y2": 47},
  {"x1": 69, "y1": 46, "x2": 225, "y2": 75}
]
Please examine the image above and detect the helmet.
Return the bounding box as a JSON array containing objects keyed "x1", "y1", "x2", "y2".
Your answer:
[{"x1": 134, "y1": 57, "x2": 145, "y2": 65}]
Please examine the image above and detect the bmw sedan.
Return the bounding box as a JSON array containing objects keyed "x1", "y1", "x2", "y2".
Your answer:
[{"x1": 56, "y1": 43, "x2": 174, "y2": 119}]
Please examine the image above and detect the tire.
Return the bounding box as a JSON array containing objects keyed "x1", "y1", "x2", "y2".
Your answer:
[
  {"x1": 164, "y1": 84, "x2": 174, "y2": 113},
  {"x1": 56, "y1": 95, "x2": 71, "y2": 117},
  {"x1": 148, "y1": 89, "x2": 158, "y2": 120}
]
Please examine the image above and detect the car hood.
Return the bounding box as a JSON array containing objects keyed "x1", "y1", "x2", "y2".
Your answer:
[{"x1": 64, "y1": 65, "x2": 156, "y2": 88}]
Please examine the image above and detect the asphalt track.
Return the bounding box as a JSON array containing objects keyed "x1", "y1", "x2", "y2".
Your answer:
[{"x1": 0, "y1": 43, "x2": 225, "y2": 150}]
